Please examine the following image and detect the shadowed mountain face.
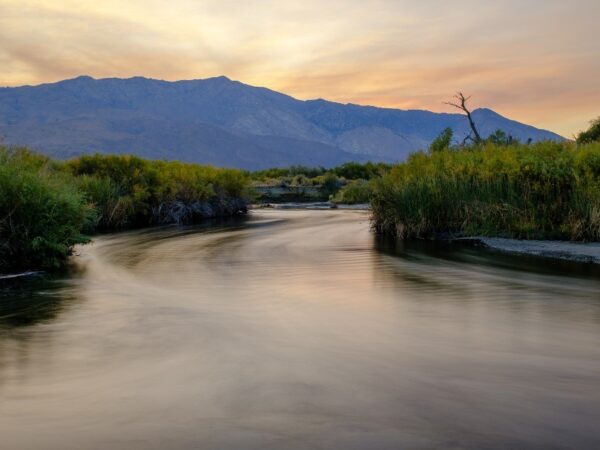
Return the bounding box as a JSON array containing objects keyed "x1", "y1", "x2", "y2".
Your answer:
[{"x1": 0, "y1": 76, "x2": 564, "y2": 169}]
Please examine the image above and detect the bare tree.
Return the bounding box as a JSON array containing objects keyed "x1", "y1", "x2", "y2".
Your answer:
[{"x1": 445, "y1": 92, "x2": 482, "y2": 145}]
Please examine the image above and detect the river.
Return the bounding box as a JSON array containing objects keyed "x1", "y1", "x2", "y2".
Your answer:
[{"x1": 1, "y1": 209, "x2": 599, "y2": 449}]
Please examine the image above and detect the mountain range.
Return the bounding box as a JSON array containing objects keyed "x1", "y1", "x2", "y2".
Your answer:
[{"x1": 0, "y1": 76, "x2": 564, "y2": 169}]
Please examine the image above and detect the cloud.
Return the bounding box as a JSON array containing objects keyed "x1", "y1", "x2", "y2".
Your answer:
[{"x1": 1, "y1": 0, "x2": 598, "y2": 136}]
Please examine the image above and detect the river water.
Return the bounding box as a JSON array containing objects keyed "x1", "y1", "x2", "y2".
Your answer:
[{"x1": 1, "y1": 209, "x2": 599, "y2": 449}]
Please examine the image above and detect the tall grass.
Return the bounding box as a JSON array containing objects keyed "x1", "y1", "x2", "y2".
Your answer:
[
  {"x1": 1, "y1": 150, "x2": 251, "y2": 271},
  {"x1": 371, "y1": 141, "x2": 600, "y2": 241}
]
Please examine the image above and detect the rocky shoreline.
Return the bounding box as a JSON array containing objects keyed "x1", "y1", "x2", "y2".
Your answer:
[{"x1": 152, "y1": 198, "x2": 248, "y2": 225}]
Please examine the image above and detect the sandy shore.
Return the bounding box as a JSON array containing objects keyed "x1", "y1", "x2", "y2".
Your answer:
[{"x1": 462, "y1": 237, "x2": 600, "y2": 264}]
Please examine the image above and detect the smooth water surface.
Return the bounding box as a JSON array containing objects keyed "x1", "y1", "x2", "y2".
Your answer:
[{"x1": 1, "y1": 210, "x2": 599, "y2": 449}]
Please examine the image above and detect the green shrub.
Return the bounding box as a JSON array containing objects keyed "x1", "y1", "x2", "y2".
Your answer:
[
  {"x1": 76, "y1": 175, "x2": 130, "y2": 231},
  {"x1": 429, "y1": 128, "x2": 454, "y2": 153},
  {"x1": 332, "y1": 162, "x2": 391, "y2": 180},
  {"x1": 251, "y1": 162, "x2": 391, "y2": 184},
  {"x1": 371, "y1": 141, "x2": 600, "y2": 241},
  {"x1": 486, "y1": 129, "x2": 517, "y2": 146},
  {"x1": 318, "y1": 173, "x2": 342, "y2": 198},
  {"x1": 1, "y1": 150, "x2": 252, "y2": 271},
  {"x1": 331, "y1": 180, "x2": 372, "y2": 204},
  {"x1": 67, "y1": 154, "x2": 157, "y2": 227},
  {"x1": 68, "y1": 155, "x2": 250, "y2": 230},
  {"x1": 251, "y1": 165, "x2": 327, "y2": 180},
  {"x1": 0, "y1": 148, "x2": 91, "y2": 270},
  {"x1": 576, "y1": 117, "x2": 600, "y2": 144}
]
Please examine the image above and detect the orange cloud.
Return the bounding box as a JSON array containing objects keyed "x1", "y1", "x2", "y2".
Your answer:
[{"x1": 1, "y1": 0, "x2": 598, "y2": 136}]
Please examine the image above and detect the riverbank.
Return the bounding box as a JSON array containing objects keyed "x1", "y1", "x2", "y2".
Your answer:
[
  {"x1": 0, "y1": 148, "x2": 250, "y2": 272},
  {"x1": 372, "y1": 141, "x2": 600, "y2": 242},
  {"x1": 253, "y1": 204, "x2": 600, "y2": 264},
  {"x1": 460, "y1": 237, "x2": 600, "y2": 264}
]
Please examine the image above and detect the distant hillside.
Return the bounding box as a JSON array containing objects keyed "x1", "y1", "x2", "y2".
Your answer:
[{"x1": 0, "y1": 76, "x2": 564, "y2": 169}]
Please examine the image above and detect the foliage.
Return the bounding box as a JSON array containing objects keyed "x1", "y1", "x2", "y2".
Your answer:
[
  {"x1": 318, "y1": 173, "x2": 343, "y2": 198},
  {"x1": 576, "y1": 117, "x2": 600, "y2": 144},
  {"x1": 251, "y1": 161, "x2": 391, "y2": 202},
  {"x1": 429, "y1": 128, "x2": 454, "y2": 153},
  {"x1": 371, "y1": 141, "x2": 600, "y2": 241},
  {"x1": 75, "y1": 175, "x2": 129, "y2": 231},
  {"x1": 252, "y1": 162, "x2": 390, "y2": 183},
  {"x1": 1, "y1": 150, "x2": 251, "y2": 271},
  {"x1": 0, "y1": 148, "x2": 91, "y2": 271},
  {"x1": 331, "y1": 180, "x2": 372, "y2": 204},
  {"x1": 331, "y1": 162, "x2": 391, "y2": 180},
  {"x1": 67, "y1": 154, "x2": 250, "y2": 229},
  {"x1": 251, "y1": 165, "x2": 327, "y2": 181},
  {"x1": 67, "y1": 154, "x2": 157, "y2": 227},
  {"x1": 486, "y1": 129, "x2": 518, "y2": 146}
]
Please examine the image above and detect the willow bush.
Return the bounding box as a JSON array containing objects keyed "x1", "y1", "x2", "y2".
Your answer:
[
  {"x1": 0, "y1": 149, "x2": 91, "y2": 270},
  {"x1": 1, "y1": 150, "x2": 251, "y2": 271},
  {"x1": 331, "y1": 179, "x2": 372, "y2": 204},
  {"x1": 67, "y1": 154, "x2": 250, "y2": 230}
]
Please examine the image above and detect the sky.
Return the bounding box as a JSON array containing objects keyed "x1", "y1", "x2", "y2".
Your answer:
[{"x1": 1, "y1": 0, "x2": 598, "y2": 137}]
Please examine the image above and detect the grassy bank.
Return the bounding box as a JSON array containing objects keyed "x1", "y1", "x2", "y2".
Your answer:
[
  {"x1": 5, "y1": 138, "x2": 598, "y2": 271},
  {"x1": 0, "y1": 149, "x2": 250, "y2": 271},
  {"x1": 371, "y1": 141, "x2": 600, "y2": 241}
]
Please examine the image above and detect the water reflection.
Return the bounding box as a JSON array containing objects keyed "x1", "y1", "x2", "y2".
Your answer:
[
  {"x1": 0, "y1": 209, "x2": 599, "y2": 449},
  {"x1": 0, "y1": 276, "x2": 77, "y2": 328}
]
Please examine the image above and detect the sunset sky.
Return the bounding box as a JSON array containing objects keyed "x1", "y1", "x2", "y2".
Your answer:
[{"x1": 1, "y1": 0, "x2": 598, "y2": 137}]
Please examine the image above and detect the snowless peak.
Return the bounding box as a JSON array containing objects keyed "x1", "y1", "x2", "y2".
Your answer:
[{"x1": 0, "y1": 77, "x2": 564, "y2": 169}]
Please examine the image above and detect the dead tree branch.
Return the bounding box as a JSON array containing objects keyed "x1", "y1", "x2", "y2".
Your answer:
[{"x1": 445, "y1": 92, "x2": 482, "y2": 144}]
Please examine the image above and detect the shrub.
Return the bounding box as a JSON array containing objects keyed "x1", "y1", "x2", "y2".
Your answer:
[
  {"x1": 429, "y1": 128, "x2": 454, "y2": 153},
  {"x1": 332, "y1": 162, "x2": 391, "y2": 180},
  {"x1": 331, "y1": 180, "x2": 372, "y2": 204},
  {"x1": 76, "y1": 175, "x2": 130, "y2": 230},
  {"x1": 67, "y1": 154, "x2": 158, "y2": 227},
  {"x1": 1, "y1": 150, "x2": 252, "y2": 271},
  {"x1": 318, "y1": 173, "x2": 343, "y2": 198},
  {"x1": 486, "y1": 129, "x2": 518, "y2": 146},
  {"x1": 0, "y1": 148, "x2": 91, "y2": 271},
  {"x1": 576, "y1": 117, "x2": 600, "y2": 144},
  {"x1": 68, "y1": 155, "x2": 250, "y2": 229},
  {"x1": 371, "y1": 141, "x2": 600, "y2": 241}
]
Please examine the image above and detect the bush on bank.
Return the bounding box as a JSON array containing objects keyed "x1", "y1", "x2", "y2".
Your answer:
[
  {"x1": 331, "y1": 179, "x2": 373, "y2": 204},
  {"x1": 67, "y1": 154, "x2": 249, "y2": 230},
  {"x1": 371, "y1": 141, "x2": 600, "y2": 241},
  {"x1": 0, "y1": 149, "x2": 251, "y2": 272},
  {"x1": 0, "y1": 149, "x2": 91, "y2": 270}
]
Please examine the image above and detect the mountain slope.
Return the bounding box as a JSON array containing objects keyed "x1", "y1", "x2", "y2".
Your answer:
[{"x1": 0, "y1": 76, "x2": 564, "y2": 169}]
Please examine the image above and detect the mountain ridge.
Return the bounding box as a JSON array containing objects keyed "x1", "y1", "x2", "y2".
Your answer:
[{"x1": 0, "y1": 75, "x2": 564, "y2": 169}]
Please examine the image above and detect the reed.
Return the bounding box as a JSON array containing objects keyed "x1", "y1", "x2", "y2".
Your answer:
[{"x1": 371, "y1": 141, "x2": 600, "y2": 241}]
